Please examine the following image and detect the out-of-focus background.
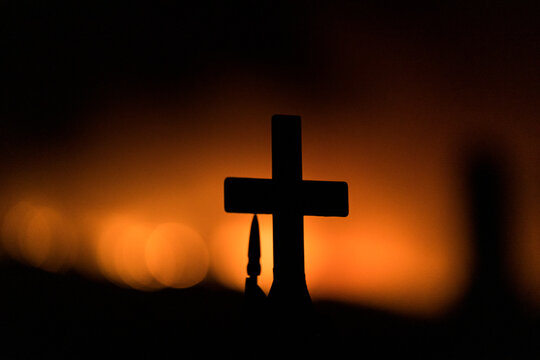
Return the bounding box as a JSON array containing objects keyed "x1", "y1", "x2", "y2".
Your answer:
[{"x1": 1, "y1": 1, "x2": 539, "y2": 357}]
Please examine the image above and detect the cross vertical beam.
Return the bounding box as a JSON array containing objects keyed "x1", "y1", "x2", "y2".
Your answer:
[{"x1": 271, "y1": 116, "x2": 306, "y2": 286}]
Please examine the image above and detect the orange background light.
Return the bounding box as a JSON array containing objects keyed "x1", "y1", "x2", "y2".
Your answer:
[{"x1": 1, "y1": 4, "x2": 539, "y2": 319}]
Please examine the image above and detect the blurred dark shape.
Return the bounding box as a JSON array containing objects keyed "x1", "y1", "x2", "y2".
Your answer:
[
  {"x1": 463, "y1": 147, "x2": 516, "y2": 312},
  {"x1": 449, "y1": 145, "x2": 537, "y2": 357}
]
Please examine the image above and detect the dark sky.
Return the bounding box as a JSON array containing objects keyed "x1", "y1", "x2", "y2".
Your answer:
[{"x1": 2, "y1": 1, "x2": 539, "y2": 147}]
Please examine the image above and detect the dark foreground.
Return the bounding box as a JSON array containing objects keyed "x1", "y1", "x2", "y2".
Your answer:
[{"x1": 1, "y1": 261, "x2": 539, "y2": 359}]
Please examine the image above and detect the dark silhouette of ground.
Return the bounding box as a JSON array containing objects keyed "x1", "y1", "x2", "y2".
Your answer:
[
  {"x1": 1, "y1": 254, "x2": 538, "y2": 358},
  {"x1": 0, "y1": 260, "x2": 434, "y2": 358}
]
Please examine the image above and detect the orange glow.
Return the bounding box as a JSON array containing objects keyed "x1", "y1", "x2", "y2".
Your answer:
[
  {"x1": 210, "y1": 205, "x2": 467, "y2": 316},
  {"x1": 145, "y1": 222, "x2": 209, "y2": 288},
  {"x1": 1, "y1": 50, "x2": 538, "y2": 317},
  {"x1": 1, "y1": 201, "x2": 78, "y2": 272},
  {"x1": 97, "y1": 216, "x2": 162, "y2": 290},
  {"x1": 96, "y1": 216, "x2": 209, "y2": 290},
  {"x1": 305, "y1": 217, "x2": 468, "y2": 316}
]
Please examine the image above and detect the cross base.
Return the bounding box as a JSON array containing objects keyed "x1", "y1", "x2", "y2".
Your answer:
[
  {"x1": 268, "y1": 273, "x2": 312, "y2": 308},
  {"x1": 267, "y1": 274, "x2": 314, "y2": 337}
]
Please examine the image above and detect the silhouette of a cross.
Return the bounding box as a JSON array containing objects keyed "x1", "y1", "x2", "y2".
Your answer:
[{"x1": 224, "y1": 114, "x2": 348, "y2": 307}]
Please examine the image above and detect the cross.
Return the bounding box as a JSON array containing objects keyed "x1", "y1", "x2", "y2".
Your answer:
[{"x1": 224, "y1": 115, "x2": 348, "y2": 308}]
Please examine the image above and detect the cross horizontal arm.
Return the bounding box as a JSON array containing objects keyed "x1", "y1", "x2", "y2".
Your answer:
[
  {"x1": 224, "y1": 177, "x2": 348, "y2": 217},
  {"x1": 224, "y1": 177, "x2": 274, "y2": 214},
  {"x1": 302, "y1": 180, "x2": 349, "y2": 217}
]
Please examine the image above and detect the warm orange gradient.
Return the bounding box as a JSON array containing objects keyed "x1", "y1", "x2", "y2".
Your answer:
[
  {"x1": 210, "y1": 159, "x2": 468, "y2": 316},
  {"x1": 1, "y1": 201, "x2": 79, "y2": 272},
  {"x1": 94, "y1": 216, "x2": 209, "y2": 291},
  {"x1": 146, "y1": 222, "x2": 209, "y2": 289},
  {"x1": 96, "y1": 216, "x2": 160, "y2": 290},
  {"x1": 0, "y1": 86, "x2": 538, "y2": 317},
  {"x1": 1, "y1": 28, "x2": 539, "y2": 317}
]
